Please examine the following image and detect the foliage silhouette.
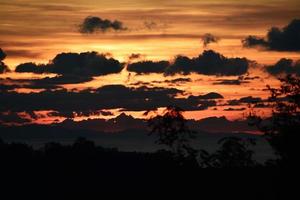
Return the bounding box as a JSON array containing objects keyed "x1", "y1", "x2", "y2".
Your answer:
[
  {"x1": 199, "y1": 137, "x2": 258, "y2": 168},
  {"x1": 147, "y1": 106, "x2": 198, "y2": 165},
  {"x1": 249, "y1": 74, "x2": 300, "y2": 166},
  {"x1": 147, "y1": 106, "x2": 260, "y2": 168},
  {"x1": 0, "y1": 136, "x2": 285, "y2": 198}
]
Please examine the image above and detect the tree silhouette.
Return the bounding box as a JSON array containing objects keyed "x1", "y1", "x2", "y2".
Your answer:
[
  {"x1": 199, "y1": 137, "x2": 258, "y2": 168},
  {"x1": 147, "y1": 106, "x2": 197, "y2": 164},
  {"x1": 249, "y1": 74, "x2": 300, "y2": 165}
]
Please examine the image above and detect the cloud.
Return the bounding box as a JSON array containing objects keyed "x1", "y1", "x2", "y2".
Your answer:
[
  {"x1": 194, "y1": 116, "x2": 257, "y2": 133},
  {"x1": 128, "y1": 53, "x2": 145, "y2": 60},
  {"x1": 193, "y1": 92, "x2": 224, "y2": 100},
  {"x1": 228, "y1": 96, "x2": 263, "y2": 106},
  {"x1": 13, "y1": 50, "x2": 250, "y2": 77},
  {"x1": 127, "y1": 50, "x2": 250, "y2": 76},
  {"x1": 0, "y1": 111, "x2": 31, "y2": 124},
  {"x1": 202, "y1": 33, "x2": 219, "y2": 47},
  {"x1": 79, "y1": 16, "x2": 127, "y2": 34},
  {"x1": 15, "y1": 52, "x2": 124, "y2": 76},
  {"x1": 166, "y1": 50, "x2": 250, "y2": 76},
  {"x1": 127, "y1": 60, "x2": 170, "y2": 74},
  {"x1": 224, "y1": 108, "x2": 246, "y2": 111},
  {"x1": 143, "y1": 21, "x2": 168, "y2": 31},
  {"x1": 0, "y1": 48, "x2": 10, "y2": 73},
  {"x1": 163, "y1": 78, "x2": 192, "y2": 84},
  {"x1": 0, "y1": 75, "x2": 93, "y2": 91},
  {"x1": 266, "y1": 58, "x2": 300, "y2": 76},
  {"x1": 0, "y1": 48, "x2": 6, "y2": 60},
  {"x1": 213, "y1": 79, "x2": 250, "y2": 85},
  {"x1": 243, "y1": 19, "x2": 300, "y2": 51},
  {"x1": 0, "y1": 84, "x2": 220, "y2": 113},
  {"x1": 15, "y1": 62, "x2": 45, "y2": 73},
  {"x1": 0, "y1": 64, "x2": 9, "y2": 74}
]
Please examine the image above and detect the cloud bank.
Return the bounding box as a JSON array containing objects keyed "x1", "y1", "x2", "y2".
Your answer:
[
  {"x1": 127, "y1": 50, "x2": 250, "y2": 76},
  {"x1": 15, "y1": 52, "x2": 124, "y2": 76},
  {"x1": 0, "y1": 85, "x2": 221, "y2": 113},
  {"x1": 243, "y1": 19, "x2": 300, "y2": 51},
  {"x1": 266, "y1": 58, "x2": 300, "y2": 76},
  {"x1": 166, "y1": 50, "x2": 250, "y2": 76}
]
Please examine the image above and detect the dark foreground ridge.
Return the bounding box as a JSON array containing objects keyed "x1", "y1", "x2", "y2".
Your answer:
[{"x1": 0, "y1": 137, "x2": 295, "y2": 199}]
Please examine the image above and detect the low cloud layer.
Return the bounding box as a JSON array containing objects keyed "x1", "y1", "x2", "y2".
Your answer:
[
  {"x1": 79, "y1": 16, "x2": 127, "y2": 34},
  {"x1": 243, "y1": 19, "x2": 300, "y2": 51},
  {"x1": 0, "y1": 85, "x2": 220, "y2": 113}
]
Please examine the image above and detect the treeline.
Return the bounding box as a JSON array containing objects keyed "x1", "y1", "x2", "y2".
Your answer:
[{"x1": 0, "y1": 137, "x2": 289, "y2": 199}]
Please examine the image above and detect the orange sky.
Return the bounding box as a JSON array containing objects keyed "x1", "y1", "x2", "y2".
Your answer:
[
  {"x1": 1, "y1": 0, "x2": 300, "y2": 67},
  {"x1": 0, "y1": 0, "x2": 299, "y2": 124}
]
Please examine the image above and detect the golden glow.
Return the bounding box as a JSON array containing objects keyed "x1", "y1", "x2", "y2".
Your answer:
[{"x1": 0, "y1": 0, "x2": 299, "y2": 125}]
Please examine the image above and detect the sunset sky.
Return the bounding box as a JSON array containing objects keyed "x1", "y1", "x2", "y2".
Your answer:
[{"x1": 1, "y1": 0, "x2": 300, "y2": 132}]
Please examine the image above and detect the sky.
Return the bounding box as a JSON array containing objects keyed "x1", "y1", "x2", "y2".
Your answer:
[
  {"x1": 0, "y1": 0, "x2": 300, "y2": 133},
  {"x1": 1, "y1": 0, "x2": 300, "y2": 66}
]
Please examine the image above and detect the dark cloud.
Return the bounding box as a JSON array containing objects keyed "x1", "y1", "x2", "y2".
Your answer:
[
  {"x1": 266, "y1": 58, "x2": 300, "y2": 76},
  {"x1": 224, "y1": 107, "x2": 246, "y2": 111},
  {"x1": 15, "y1": 52, "x2": 124, "y2": 76},
  {"x1": 127, "y1": 60, "x2": 170, "y2": 74},
  {"x1": 32, "y1": 75, "x2": 93, "y2": 86},
  {"x1": 0, "y1": 64, "x2": 9, "y2": 74},
  {"x1": 15, "y1": 62, "x2": 45, "y2": 73},
  {"x1": 243, "y1": 19, "x2": 300, "y2": 51},
  {"x1": 59, "y1": 113, "x2": 146, "y2": 133},
  {"x1": 194, "y1": 92, "x2": 224, "y2": 100},
  {"x1": 0, "y1": 75, "x2": 93, "y2": 91},
  {"x1": 194, "y1": 116, "x2": 257, "y2": 134},
  {"x1": 0, "y1": 48, "x2": 10, "y2": 73},
  {"x1": 164, "y1": 78, "x2": 192, "y2": 84},
  {"x1": 0, "y1": 112, "x2": 31, "y2": 124},
  {"x1": 132, "y1": 78, "x2": 192, "y2": 86},
  {"x1": 213, "y1": 79, "x2": 250, "y2": 85},
  {"x1": 128, "y1": 53, "x2": 145, "y2": 60},
  {"x1": 228, "y1": 96, "x2": 263, "y2": 106},
  {"x1": 127, "y1": 50, "x2": 250, "y2": 76},
  {"x1": 243, "y1": 76, "x2": 261, "y2": 81},
  {"x1": 166, "y1": 50, "x2": 250, "y2": 76},
  {"x1": 202, "y1": 33, "x2": 219, "y2": 47},
  {"x1": 214, "y1": 75, "x2": 260, "y2": 85},
  {"x1": 79, "y1": 16, "x2": 127, "y2": 34},
  {"x1": 0, "y1": 48, "x2": 6, "y2": 60},
  {"x1": 0, "y1": 85, "x2": 220, "y2": 113}
]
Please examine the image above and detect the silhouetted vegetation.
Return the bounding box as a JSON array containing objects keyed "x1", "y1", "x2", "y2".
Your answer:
[
  {"x1": 249, "y1": 75, "x2": 300, "y2": 166},
  {"x1": 147, "y1": 106, "x2": 260, "y2": 168},
  {"x1": 0, "y1": 136, "x2": 286, "y2": 198},
  {"x1": 148, "y1": 106, "x2": 198, "y2": 165},
  {"x1": 199, "y1": 137, "x2": 259, "y2": 168}
]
